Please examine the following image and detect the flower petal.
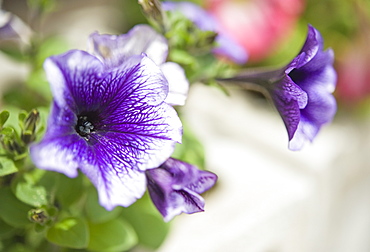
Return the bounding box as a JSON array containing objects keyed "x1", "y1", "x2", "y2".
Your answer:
[
  {"x1": 289, "y1": 84, "x2": 337, "y2": 150},
  {"x1": 270, "y1": 75, "x2": 308, "y2": 140},
  {"x1": 146, "y1": 158, "x2": 217, "y2": 221},
  {"x1": 290, "y1": 49, "x2": 336, "y2": 92},
  {"x1": 146, "y1": 168, "x2": 205, "y2": 222},
  {"x1": 161, "y1": 158, "x2": 217, "y2": 194},
  {"x1": 80, "y1": 151, "x2": 147, "y2": 210},
  {"x1": 161, "y1": 62, "x2": 189, "y2": 106},
  {"x1": 287, "y1": 25, "x2": 320, "y2": 70},
  {"x1": 213, "y1": 35, "x2": 248, "y2": 64},
  {"x1": 92, "y1": 102, "x2": 182, "y2": 172},
  {"x1": 44, "y1": 50, "x2": 105, "y2": 111},
  {"x1": 89, "y1": 55, "x2": 182, "y2": 170},
  {"x1": 89, "y1": 25, "x2": 168, "y2": 67},
  {"x1": 30, "y1": 104, "x2": 88, "y2": 178}
]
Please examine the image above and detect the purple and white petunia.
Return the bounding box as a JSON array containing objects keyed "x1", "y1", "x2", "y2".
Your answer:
[
  {"x1": 30, "y1": 49, "x2": 183, "y2": 210},
  {"x1": 219, "y1": 25, "x2": 336, "y2": 150},
  {"x1": 88, "y1": 25, "x2": 189, "y2": 106},
  {"x1": 162, "y1": 1, "x2": 248, "y2": 64},
  {"x1": 146, "y1": 158, "x2": 217, "y2": 221}
]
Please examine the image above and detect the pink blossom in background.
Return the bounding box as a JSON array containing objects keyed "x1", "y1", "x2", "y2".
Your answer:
[
  {"x1": 336, "y1": 39, "x2": 370, "y2": 105},
  {"x1": 205, "y1": 0, "x2": 305, "y2": 62}
]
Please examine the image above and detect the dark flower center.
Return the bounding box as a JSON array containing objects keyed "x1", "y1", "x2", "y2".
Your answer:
[{"x1": 76, "y1": 115, "x2": 95, "y2": 137}]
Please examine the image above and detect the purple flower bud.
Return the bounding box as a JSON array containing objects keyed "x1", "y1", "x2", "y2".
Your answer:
[{"x1": 146, "y1": 158, "x2": 217, "y2": 221}]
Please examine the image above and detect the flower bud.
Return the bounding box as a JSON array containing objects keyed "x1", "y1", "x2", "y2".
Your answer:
[{"x1": 21, "y1": 109, "x2": 40, "y2": 144}]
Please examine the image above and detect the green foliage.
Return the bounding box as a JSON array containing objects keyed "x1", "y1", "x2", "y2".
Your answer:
[
  {"x1": 85, "y1": 187, "x2": 122, "y2": 224},
  {"x1": 27, "y1": 0, "x2": 56, "y2": 13},
  {"x1": 46, "y1": 217, "x2": 89, "y2": 249},
  {"x1": 0, "y1": 218, "x2": 15, "y2": 239},
  {"x1": 163, "y1": 7, "x2": 239, "y2": 85},
  {"x1": 87, "y1": 219, "x2": 137, "y2": 252},
  {"x1": 0, "y1": 187, "x2": 33, "y2": 228},
  {"x1": 0, "y1": 108, "x2": 44, "y2": 163},
  {"x1": 0, "y1": 111, "x2": 10, "y2": 128},
  {"x1": 173, "y1": 121, "x2": 205, "y2": 169},
  {"x1": 0, "y1": 156, "x2": 18, "y2": 176},
  {"x1": 121, "y1": 194, "x2": 170, "y2": 250},
  {"x1": 13, "y1": 173, "x2": 48, "y2": 207}
]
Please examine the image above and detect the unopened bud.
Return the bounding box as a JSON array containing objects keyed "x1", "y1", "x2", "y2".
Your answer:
[
  {"x1": 138, "y1": 0, "x2": 164, "y2": 30},
  {"x1": 28, "y1": 208, "x2": 48, "y2": 225},
  {"x1": 21, "y1": 109, "x2": 40, "y2": 144}
]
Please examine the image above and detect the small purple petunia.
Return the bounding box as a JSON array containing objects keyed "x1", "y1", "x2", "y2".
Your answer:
[
  {"x1": 30, "y1": 49, "x2": 183, "y2": 210},
  {"x1": 88, "y1": 24, "x2": 189, "y2": 106},
  {"x1": 146, "y1": 158, "x2": 217, "y2": 221},
  {"x1": 219, "y1": 25, "x2": 336, "y2": 150},
  {"x1": 162, "y1": 1, "x2": 248, "y2": 64}
]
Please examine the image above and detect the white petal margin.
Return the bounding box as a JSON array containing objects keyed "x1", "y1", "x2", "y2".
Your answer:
[
  {"x1": 88, "y1": 24, "x2": 168, "y2": 67},
  {"x1": 82, "y1": 162, "x2": 147, "y2": 210},
  {"x1": 161, "y1": 62, "x2": 189, "y2": 106},
  {"x1": 30, "y1": 135, "x2": 84, "y2": 178},
  {"x1": 43, "y1": 58, "x2": 68, "y2": 108}
]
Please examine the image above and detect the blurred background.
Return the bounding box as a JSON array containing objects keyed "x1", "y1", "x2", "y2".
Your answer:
[{"x1": 1, "y1": 0, "x2": 370, "y2": 251}]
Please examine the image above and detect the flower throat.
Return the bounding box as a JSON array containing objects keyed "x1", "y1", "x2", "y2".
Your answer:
[{"x1": 76, "y1": 115, "x2": 95, "y2": 137}]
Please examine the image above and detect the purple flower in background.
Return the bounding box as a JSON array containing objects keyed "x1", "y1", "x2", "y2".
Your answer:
[
  {"x1": 0, "y1": 10, "x2": 32, "y2": 43},
  {"x1": 162, "y1": 1, "x2": 248, "y2": 64},
  {"x1": 89, "y1": 25, "x2": 189, "y2": 106},
  {"x1": 272, "y1": 25, "x2": 336, "y2": 150},
  {"x1": 219, "y1": 25, "x2": 336, "y2": 150},
  {"x1": 146, "y1": 158, "x2": 217, "y2": 221},
  {"x1": 30, "y1": 50, "x2": 182, "y2": 210}
]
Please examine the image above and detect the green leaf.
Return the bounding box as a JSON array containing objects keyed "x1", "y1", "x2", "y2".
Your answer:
[
  {"x1": 27, "y1": 0, "x2": 56, "y2": 14},
  {"x1": 27, "y1": 69, "x2": 52, "y2": 101},
  {"x1": 14, "y1": 181, "x2": 48, "y2": 207},
  {"x1": 18, "y1": 110, "x2": 28, "y2": 130},
  {"x1": 0, "y1": 156, "x2": 18, "y2": 176},
  {"x1": 172, "y1": 122, "x2": 205, "y2": 169},
  {"x1": 85, "y1": 187, "x2": 122, "y2": 224},
  {"x1": 46, "y1": 217, "x2": 89, "y2": 249},
  {"x1": 0, "y1": 187, "x2": 32, "y2": 227},
  {"x1": 0, "y1": 111, "x2": 10, "y2": 128},
  {"x1": 87, "y1": 219, "x2": 138, "y2": 252},
  {"x1": 122, "y1": 211, "x2": 169, "y2": 249},
  {"x1": 0, "y1": 218, "x2": 15, "y2": 239},
  {"x1": 168, "y1": 49, "x2": 196, "y2": 66},
  {"x1": 35, "y1": 37, "x2": 69, "y2": 68},
  {"x1": 55, "y1": 173, "x2": 84, "y2": 207},
  {"x1": 120, "y1": 195, "x2": 170, "y2": 250},
  {"x1": 0, "y1": 126, "x2": 15, "y2": 137}
]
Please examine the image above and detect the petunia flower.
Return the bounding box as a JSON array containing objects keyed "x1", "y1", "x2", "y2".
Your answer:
[
  {"x1": 145, "y1": 158, "x2": 217, "y2": 222},
  {"x1": 218, "y1": 25, "x2": 337, "y2": 150},
  {"x1": 30, "y1": 49, "x2": 183, "y2": 210},
  {"x1": 88, "y1": 24, "x2": 189, "y2": 106},
  {"x1": 162, "y1": 1, "x2": 248, "y2": 64}
]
